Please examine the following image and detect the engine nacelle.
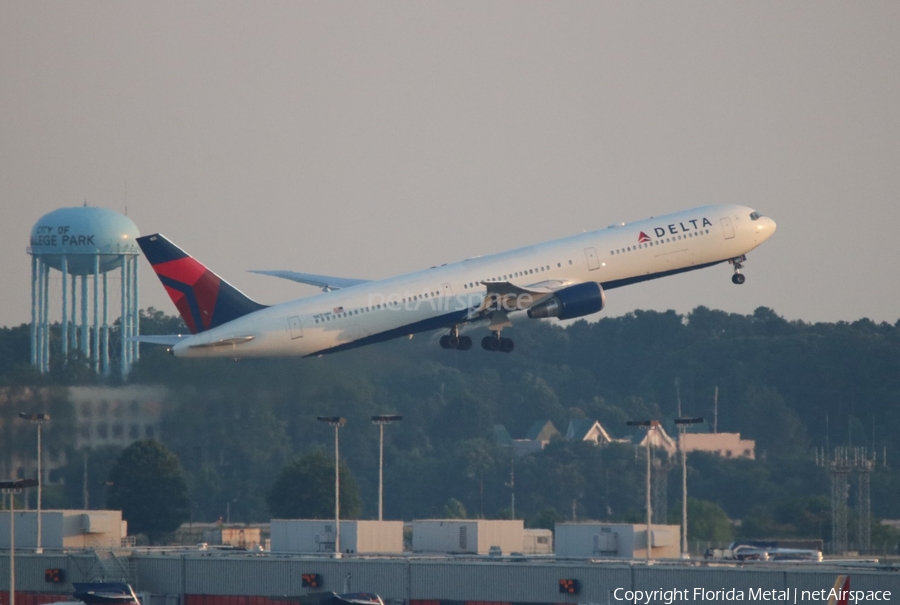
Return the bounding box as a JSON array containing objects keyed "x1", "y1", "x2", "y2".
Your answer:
[{"x1": 527, "y1": 282, "x2": 605, "y2": 320}]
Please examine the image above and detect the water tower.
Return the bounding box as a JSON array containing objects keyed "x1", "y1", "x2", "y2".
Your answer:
[{"x1": 27, "y1": 206, "x2": 141, "y2": 376}]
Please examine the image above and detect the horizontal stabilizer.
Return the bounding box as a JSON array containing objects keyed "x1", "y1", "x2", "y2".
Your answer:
[
  {"x1": 129, "y1": 335, "x2": 190, "y2": 346},
  {"x1": 249, "y1": 270, "x2": 369, "y2": 291},
  {"x1": 188, "y1": 336, "x2": 255, "y2": 348}
]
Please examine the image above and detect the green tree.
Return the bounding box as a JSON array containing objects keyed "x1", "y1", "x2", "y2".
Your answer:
[
  {"x1": 443, "y1": 498, "x2": 467, "y2": 519},
  {"x1": 527, "y1": 507, "x2": 563, "y2": 530},
  {"x1": 670, "y1": 498, "x2": 733, "y2": 543},
  {"x1": 267, "y1": 449, "x2": 362, "y2": 519},
  {"x1": 57, "y1": 446, "x2": 123, "y2": 509},
  {"x1": 107, "y1": 440, "x2": 189, "y2": 543}
]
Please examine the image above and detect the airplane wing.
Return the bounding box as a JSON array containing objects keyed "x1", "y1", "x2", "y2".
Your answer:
[
  {"x1": 248, "y1": 270, "x2": 370, "y2": 291},
  {"x1": 470, "y1": 279, "x2": 568, "y2": 318}
]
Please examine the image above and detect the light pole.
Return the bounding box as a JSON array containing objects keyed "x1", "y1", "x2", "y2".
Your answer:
[
  {"x1": 317, "y1": 416, "x2": 346, "y2": 556},
  {"x1": 674, "y1": 416, "x2": 704, "y2": 558},
  {"x1": 627, "y1": 419, "x2": 659, "y2": 561},
  {"x1": 371, "y1": 415, "x2": 402, "y2": 521},
  {"x1": 2, "y1": 479, "x2": 39, "y2": 605},
  {"x1": 18, "y1": 412, "x2": 50, "y2": 553}
]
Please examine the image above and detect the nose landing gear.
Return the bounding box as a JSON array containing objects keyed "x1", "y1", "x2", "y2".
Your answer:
[{"x1": 729, "y1": 255, "x2": 747, "y2": 285}]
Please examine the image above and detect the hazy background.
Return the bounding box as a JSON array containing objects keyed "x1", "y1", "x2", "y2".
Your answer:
[{"x1": 2, "y1": 2, "x2": 899, "y2": 328}]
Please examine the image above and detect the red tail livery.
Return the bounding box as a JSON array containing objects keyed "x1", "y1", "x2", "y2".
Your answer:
[{"x1": 137, "y1": 234, "x2": 266, "y2": 334}]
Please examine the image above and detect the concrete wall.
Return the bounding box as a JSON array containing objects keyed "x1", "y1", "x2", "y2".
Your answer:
[{"x1": 1, "y1": 552, "x2": 899, "y2": 605}]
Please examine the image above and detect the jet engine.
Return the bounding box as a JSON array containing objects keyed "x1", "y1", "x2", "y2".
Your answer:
[{"x1": 527, "y1": 282, "x2": 605, "y2": 320}]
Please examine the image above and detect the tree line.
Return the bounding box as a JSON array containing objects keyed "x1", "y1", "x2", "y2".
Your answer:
[{"x1": 1, "y1": 306, "x2": 899, "y2": 550}]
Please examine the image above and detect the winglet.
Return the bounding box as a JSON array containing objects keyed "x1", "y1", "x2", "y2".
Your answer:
[{"x1": 138, "y1": 234, "x2": 267, "y2": 334}]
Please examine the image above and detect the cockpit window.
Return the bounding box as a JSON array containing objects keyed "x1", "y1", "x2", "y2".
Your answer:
[{"x1": 749, "y1": 212, "x2": 761, "y2": 220}]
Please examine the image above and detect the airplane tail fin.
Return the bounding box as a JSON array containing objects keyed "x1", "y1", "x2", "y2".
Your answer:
[
  {"x1": 137, "y1": 234, "x2": 267, "y2": 334},
  {"x1": 827, "y1": 575, "x2": 850, "y2": 605}
]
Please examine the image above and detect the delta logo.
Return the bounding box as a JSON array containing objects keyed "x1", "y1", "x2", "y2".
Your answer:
[{"x1": 637, "y1": 217, "x2": 714, "y2": 243}]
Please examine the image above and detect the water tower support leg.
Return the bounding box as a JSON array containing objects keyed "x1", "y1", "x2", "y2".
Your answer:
[{"x1": 61, "y1": 256, "x2": 68, "y2": 360}]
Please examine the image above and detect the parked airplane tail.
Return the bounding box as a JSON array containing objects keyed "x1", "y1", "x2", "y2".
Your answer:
[
  {"x1": 137, "y1": 234, "x2": 267, "y2": 334},
  {"x1": 827, "y1": 575, "x2": 850, "y2": 605}
]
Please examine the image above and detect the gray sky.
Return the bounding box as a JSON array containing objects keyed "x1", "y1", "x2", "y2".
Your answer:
[{"x1": 3, "y1": 2, "x2": 899, "y2": 329}]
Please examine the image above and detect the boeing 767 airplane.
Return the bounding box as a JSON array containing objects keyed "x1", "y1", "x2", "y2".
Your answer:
[{"x1": 137, "y1": 204, "x2": 776, "y2": 357}]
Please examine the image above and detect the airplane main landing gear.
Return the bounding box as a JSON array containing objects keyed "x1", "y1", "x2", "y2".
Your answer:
[
  {"x1": 482, "y1": 333, "x2": 514, "y2": 353},
  {"x1": 440, "y1": 328, "x2": 472, "y2": 351},
  {"x1": 729, "y1": 255, "x2": 747, "y2": 285}
]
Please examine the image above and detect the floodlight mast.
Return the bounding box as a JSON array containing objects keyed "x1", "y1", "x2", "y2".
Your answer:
[
  {"x1": 371, "y1": 415, "x2": 403, "y2": 521},
  {"x1": 674, "y1": 417, "x2": 704, "y2": 557},
  {"x1": 18, "y1": 413, "x2": 50, "y2": 553},
  {"x1": 627, "y1": 420, "x2": 659, "y2": 561},
  {"x1": 2, "y1": 479, "x2": 38, "y2": 605},
  {"x1": 317, "y1": 416, "x2": 346, "y2": 557}
]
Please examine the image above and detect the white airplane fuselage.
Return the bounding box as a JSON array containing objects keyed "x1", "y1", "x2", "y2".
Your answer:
[{"x1": 169, "y1": 204, "x2": 775, "y2": 358}]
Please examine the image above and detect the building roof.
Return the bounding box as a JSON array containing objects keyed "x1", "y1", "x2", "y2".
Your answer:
[
  {"x1": 565, "y1": 419, "x2": 615, "y2": 444},
  {"x1": 635, "y1": 424, "x2": 678, "y2": 455},
  {"x1": 525, "y1": 420, "x2": 559, "y2": 442},
  {"x1": 493, "y1": 424, "x2": 513, "y2": 446}
]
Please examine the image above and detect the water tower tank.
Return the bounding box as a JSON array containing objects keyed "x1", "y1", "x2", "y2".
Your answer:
[
  {"x1": 30, "y1": 207, "x2": 140, "y2": 274},
  {"x1": 28, "y1": 206, "x2": 141, "y2": 376}
]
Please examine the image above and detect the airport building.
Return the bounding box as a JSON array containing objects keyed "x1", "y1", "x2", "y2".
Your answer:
[
  {"x1": 1, "y1": 514, "x2": 898, "y2": 605},
  {"x1": 0, "y1": 549, "x2": 897, "y2": 605},
  {"x1": 554, "y1": 523, "x2": 681, "y2": 559},
  {"x1": 0, "y1": 510, "x2": 125, "y2": 550}
]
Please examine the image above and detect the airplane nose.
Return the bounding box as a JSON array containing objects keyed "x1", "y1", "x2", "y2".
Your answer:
[
  {"x1": 754, "y1": 216, "x2": 776, "y2": 242},
  {"x1": 756, "y1": 216, "x2": 778, "y2": 240}
]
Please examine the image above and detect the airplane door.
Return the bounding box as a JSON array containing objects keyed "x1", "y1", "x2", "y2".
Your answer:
[
  {"x1": 584, "y1": 247, "x2": 600, "y2": 271},
  {"x1": 288, "y1": 316, "x2": 303, "y2": 339},
  {"x1": 442, "y1": 282, "x2": 454, "y2": 297},
  {"x1": 720, "y1": 217, "x2": 735, "y2": 240}
]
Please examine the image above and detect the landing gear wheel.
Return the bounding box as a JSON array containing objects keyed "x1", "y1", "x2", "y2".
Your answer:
[
  {"x1": 447, "y1": 335, "x2": 460, "y2": 348},
  {"x1": 729, "y1": 255, "x2": 747, "y2": 285},
  {"x1": 440, "y1": 335, "x2": 452, "y2": 349},
  {"x1": 458, "y1": 335, "x2": 473, "y2": 350},
  {"x1": 482, "y1": 336, "x2": 501, "y2": 351},
  {"x1": 499, "y1": 337, "x2": 515, "y2": 353}
]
